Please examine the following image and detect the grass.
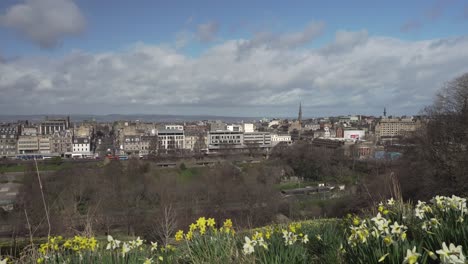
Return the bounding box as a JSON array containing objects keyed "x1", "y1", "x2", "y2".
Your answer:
[
  {"x1": 0, "y1": 163, "x2": 69, "y2": 173},
  {"x1": 275, "y1": 181, "x2": 319, "y2": 190}
]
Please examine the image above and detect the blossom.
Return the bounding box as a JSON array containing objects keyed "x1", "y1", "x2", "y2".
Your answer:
[
  {"x1": 175, "y1": 230, "x2": 184, "y2": 241},
  {"x1": 242, "y1": 237, "x2": 255, "y2": 255},
  {"x1": 302, "y1": 234, "x2": 309, "y2": 244},
  {"x1": 282, "y1": 230, "x2": 298, "y2": 246},
  {"x1": 121, "y1": 242, "x2": 130, "y2": 257},
  {"x1": 207, "y1": 218, "x2": 216, "y2": 228},
  {"x1": 150, "y1": 241, "x2": 158, "y2": 252},
  {"x1": 223, "y1": 219, "x2": 233, "y2": 229},
  {"x1": 387, "y1": 198, "x2": 395, "y2": 206},
  {"x1": 143, "y1": 258, "x2": 153, "y2": 264},
  {"x1": 402, "y1": 246, "x2": 421, "y2": 264},
  {"x1": 106, "y1": 235, "x2": 121, "y2": 250},
  {"x1": 378, "y1": 253, "x2": 389, "y2": 262},
  {"x1": 390, "y1": 221, "x2": 407, "y2": 235},
  {"x1": 436, "y1": 242, "x2": 465, "y2": 264}
]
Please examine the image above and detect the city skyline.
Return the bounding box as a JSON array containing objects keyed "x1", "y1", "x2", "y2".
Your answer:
[{"x1": 1, "y1": 0, "x2": 468, "y2": 116}]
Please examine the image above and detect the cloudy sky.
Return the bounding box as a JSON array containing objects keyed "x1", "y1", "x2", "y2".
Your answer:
[{"x1": 1, "y1": 0, "x2": 468, "y2": 117}]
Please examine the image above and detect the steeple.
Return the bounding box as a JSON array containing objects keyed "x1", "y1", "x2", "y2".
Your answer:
[
  {"x1": 298, "y1": 102, "x2": 302, "y2": 124},
  {"x1": 383, "y1": 107, "x2": 387, "y2": 118}
]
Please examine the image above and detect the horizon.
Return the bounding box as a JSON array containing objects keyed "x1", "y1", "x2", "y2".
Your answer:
[{"x1": 1, "y1": 0, "x2": 468, "y2": 116}]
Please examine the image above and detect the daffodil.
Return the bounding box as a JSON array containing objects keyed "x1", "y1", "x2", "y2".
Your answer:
[
  {"x1": 207, "y1": 218, "x2": 216, "y2": 228},
  {"x1": 121, "y1": 242, "x2": 130, "y2": 257},
  {"x1": 403, "y1": 246, "x2": 421, "y2": 264},
  {"x1": 106, "y1": 235, "x2": 121, "y2": 250},
  {"x1": 242, "y1": 237, "x2": 255, "y2": 255},
  {"x1": 378, "y1": 253, "x2": 389, "y2": 262},
  {"x1": 143, "y1": 258, "x2": 153, "y2": 264},
  {"x1": 175, "y1": 230, "x2": 184, "y2": 241},
  {"x1": 436, "y1": 242, "x2": 465, "y2": 264},
  {"x1": 387, "y1": 198, "x2": 395, "y2": 206},
  {"x1": 150, "y1": 241, "x2": 158, "y2": 252}
]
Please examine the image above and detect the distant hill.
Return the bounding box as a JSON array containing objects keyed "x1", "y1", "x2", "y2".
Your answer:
[{"x1": 0, "y1": 114, "x2": 262, "y2": 123}]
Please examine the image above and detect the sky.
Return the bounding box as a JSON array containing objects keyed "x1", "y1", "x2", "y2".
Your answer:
[{"x1": 1, "y1": 0, "x2": 468, "y2": 117}]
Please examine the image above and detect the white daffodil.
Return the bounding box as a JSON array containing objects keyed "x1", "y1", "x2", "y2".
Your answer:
[
  {"x1": 106, "y1": 235, "x2": 121, "y2": 250},
  {"x1": 436, "y1": 242, "x2": 465, "y2": 264},
  {"x1": 415, "y1": 201, "x2": 430, "y2": 219},
  {"x1": 242, "y1": 237, "x2": 255, "y2": 255},
  {"x1": 121, "y1": 242, "x2": 131, "y2": 257},
  {"x1": 150, "y1": 241, "x2": 158, "y2": 252},
  {"x1": 403, "y1": 246, "x2": 421, "y2": 264},
  {"x1": 282, "y1": 230, "x2": 298, "y2": 246},
  {"x1": 256, "y1": 237, "x2": 268, "y2": 250},
  {"x1": 135, "y1": 236, "x2": 144, "y2": 247},
  {"x1": 302, "y1": 234, "x2": 309, "y2": 244},
  {"x1": 387, "y1": 198, "x2": 395, "y2": 206},
  {"x1": 0, "y1": 258, "x2": 8, "y2": 264},
  {"x1": 390, "y1": 221, "x2": 406, "y2": 235},
  {"x1": 143, "y1": 258, "x2": 153, "y2": 264}
]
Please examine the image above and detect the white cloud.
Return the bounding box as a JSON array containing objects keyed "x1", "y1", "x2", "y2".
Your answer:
[
  {"x1": 238, "y1": 21, "x2": 325, "y2": 53},
  {"x1": 1, "y1": 31, "x2": 468, "y2": 116},
  {"x1": 196, "y1": 21, "x2": 219, "y2": 42},
  {"x1": 0, "y1": 0, "x2": 86, "y2": 48}
]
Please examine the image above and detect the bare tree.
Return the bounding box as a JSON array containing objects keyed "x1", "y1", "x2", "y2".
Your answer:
[
  {"x1": 399, "y1": 73, "x2": 468, "y2": 199},
  {"x1": 154, "y1": 204, "x2": 177, "y2": 246}
]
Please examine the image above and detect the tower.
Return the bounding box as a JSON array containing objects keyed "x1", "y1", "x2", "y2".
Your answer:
[
  {"x1": 383, "y1": 107, "x2": 387, "y2": 118},
  {"x1": 298, "y1": 102, "x2": 302, "y2": 124}
]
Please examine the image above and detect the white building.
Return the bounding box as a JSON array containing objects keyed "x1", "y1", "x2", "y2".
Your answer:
[
  {"x1": 243, "y1": 123, "x2": 254, "y2": 133},
  {"x1": 17, "y1": 135, "x2": 39, "y2": 154},
  {"x1": 268, "y1": 120, "x2": 280, "y2": 128},
  {"x1": 271, "y1": 134, "x2": 292, "y2": 146},
  {"x1": 158, "y1": 129, "x2": 185, "y2": 150},
  {"x1": 227, "y1": 124, "x2": 243, "y2": 132},
  {"x1": 38, "y1": 136, "x2": 51, "y2": 154},
  {"x1": 208, "y1": 131, "x2": 243, "y2": 150},
  {"x1": 72, "y1": 137, "x2": 91, "y2": 155},
  {"x1": 165, "y1": 125, "x2": 184, "y2": 130},
  {"x1": 343, "y1": 129, "x2": 366, "y2": 141},
  {"x1": 243, "y1": 132, "x2": 271, "y2": 147}
]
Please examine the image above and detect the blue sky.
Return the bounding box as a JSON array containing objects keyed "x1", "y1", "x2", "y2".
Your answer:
[{"x1": 1, "y1": 0, "x2": 468, "y2": 117}]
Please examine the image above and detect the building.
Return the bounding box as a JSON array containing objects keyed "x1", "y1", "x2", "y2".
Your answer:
[
  {"x1": 165, "y1": 125, "x2": 184, "y2": 130},
  {"x1": 0, "y1": 125, "x2": 18, "y2": 157},
  {"x1": 227, "y1": 124, "x2": 243, "y2": 132},
  {"x1": 243, "y1": 132, "x2": 271, "y2": 147},
  {"x1": 21, "y1": 126, "x2": 38, "y2": 136},
  {"x1": 375, "y1": 118, "x2": 420, "y2": 139},
  {"x1": 17, "y1": 136, "x2": 39, "y2": 154},
  {"x1": 140, "y1": 135, "x2": 158, "y2": 155},
  {"x1": 39, "y1": 117, "x2": 70, "y2": 135},
  {"x1": 157, "y1": 129, "x2": 185, "y2": 150},
  {"x1": 72, "y1": 137, "x2": 91, "y2": 155},
  {"x1": 38, "y1": 136, "x2": 51, "y2": 154},
  {"x1": 122, "y1": 135, "x2": 141, "y2": 155},
  {"x1": 343, "y1": 129, "x2": 366, "y2": 141},
  {"x1": 271, "y1": 134, "x2": 292, "y2": 146},
  {"x1": 50, "y1": 130, "x2": 73, "y2": 155},
  {"x1": 207, "y1": 131, "x2": 243, "y2": 150},
  {"x1": 243, "y1": 123, "x2": 255, "y2": 133},
  {"x1": 209, "y1": 121, "x2": 227, "y2": 132},
  {"x1": 335, "y1": 126, "x2": 344, "y2": 138}
]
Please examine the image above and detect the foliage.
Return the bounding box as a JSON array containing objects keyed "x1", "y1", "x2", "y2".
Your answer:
[
  {"x1": 2, "y1": 196, "x2": 466, "y2": 263},
  {"x1": 343, "y1": 195, "x2": 467, "y2": 264}
]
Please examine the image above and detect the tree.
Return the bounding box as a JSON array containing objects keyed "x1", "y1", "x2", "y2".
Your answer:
[
  {"x1": 148, "y1": 135, "x2": 159, "y2": 160},
  {"x1": 399, "y1": 73, "x2": 468, "y2": 199}
]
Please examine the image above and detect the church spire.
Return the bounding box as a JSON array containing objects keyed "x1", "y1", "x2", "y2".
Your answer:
[
  {"x1": 383, "y1": 107, "x2": 387, "y2": 117},
  {"x1": 298, "y1": 102, "x2": 302, "y2": 124}
]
